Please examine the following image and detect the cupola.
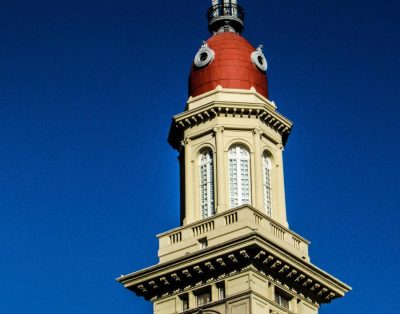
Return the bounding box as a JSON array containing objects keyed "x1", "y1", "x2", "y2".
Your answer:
[
  {"x1": 189, "y1": 32, "x2": 269, "y2": 98},
  {"x1": 189, "y1": 1, "x2": 269, "y2": 98}
]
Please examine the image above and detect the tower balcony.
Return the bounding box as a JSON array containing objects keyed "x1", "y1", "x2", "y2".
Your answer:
[
  {"x1": 207, "y1": 3, "x2": 245, "y2": 33},
  {"x1": 158, "y1": 205, "x2": 309, "y2": 263}
]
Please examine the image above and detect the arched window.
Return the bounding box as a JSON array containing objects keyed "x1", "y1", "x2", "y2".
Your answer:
[
  {"x1": 228, "y1": 145, "x2": 251, "y2": 208},
  {"x1": 263, "y1": 153, "x2": 272, "y2": 216},
  {"x1": 199, "y1": 150, "x2": 215, "y2": 219}
]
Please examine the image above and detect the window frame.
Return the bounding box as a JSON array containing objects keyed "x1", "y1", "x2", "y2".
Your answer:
[
  {"x1": 262, "y1": 152, "x2": 273, "y2": 216},
  {"x1": 274, "y1": 289, "x2": 291, "y2": 310},
  {"x1": 179, "y1": 293, "x2": 189, "y2": 311},
  {"x1": 195, "y1": 286, "x2": 212, "y2": 307},
  {"x1": 228, "y1": 145, "x2": 251, "y2": 208},
  {"x1": 198, "y1": 237, "x2": 208, "y2": 249},
  {"x1": 216, "y1": 281, "x2": 225, "y2": 300},
  {"x1": 199, "y1": 149, "x2": 215, "y2": 219}
]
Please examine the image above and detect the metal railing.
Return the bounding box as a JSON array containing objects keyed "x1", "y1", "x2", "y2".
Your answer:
[{"x1": 207, "y1": 3, "x2": 245, "y2": 23}]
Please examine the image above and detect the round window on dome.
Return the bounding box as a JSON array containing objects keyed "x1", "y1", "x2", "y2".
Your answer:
[
  {"x1": 251, "y1": 49, "x2": 268, "y2": 72},
  {"x1": 200, "y1": 52, "x2": 208, "y2": 62},
  {"x1": 194, "y1": 44, "x2": 215, "y2": 68}
]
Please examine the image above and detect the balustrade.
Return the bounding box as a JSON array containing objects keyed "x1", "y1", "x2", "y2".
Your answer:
[
  {"x1": 159, "y1": 206, "x2": 309, "y2": 258},
  {"x1": 192, "y1": 221, "x2": 215, "y2": 236}
]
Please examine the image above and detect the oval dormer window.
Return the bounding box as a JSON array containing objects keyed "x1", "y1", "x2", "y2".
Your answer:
[
  {"x1": 194, "y1": 41, "x2": 215, "y2": 68},
  {"x1": 251, "y1": 45, "x2": 268, "y2": 72}
]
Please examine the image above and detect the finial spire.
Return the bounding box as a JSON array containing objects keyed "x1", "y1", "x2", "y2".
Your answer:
[{"x1": 207, "y1": 0, "x2": 245, "y2": 34}]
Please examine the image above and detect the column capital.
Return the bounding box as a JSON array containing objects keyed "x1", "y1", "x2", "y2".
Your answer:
[
  {"x1": 213, "y1": 126, "x2": 225, "y2": 134},
  {"x1": 182, "y1": 138, "x2": 192, "y2": 146},
  {"x1": 252, "y1": 127, "x2": 262, "y2": 135}
]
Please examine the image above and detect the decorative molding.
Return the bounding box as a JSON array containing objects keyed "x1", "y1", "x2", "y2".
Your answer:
[
  {"x1": 228, "y1": 254, "x2": 238, "y2": 263},
  {"x1": 169, "y1": 101, "x2": 292, "y2": 150},
  {"x1": 193, "y1": 266, "x2": 203, "y2": 275},
  {"x1": 123, "y1": 244, "x2": 343, "y2": 305},
  {"x1": 171, "y1": 273, "x2": 181, "y2": 282},
  {"x1": 240, "y1": 250, "x2": 250, "y2": 259},
  {"x1": 194, "y1": 41, "x2": 215, "y2": 68},
  {"x1": 205, "y1": 262, "x2": 215, "y2": 270},
  {"x1": 251, "y1": 45, "x2": 268, "y2": 72},
  {"x1": 182, "y1": 269, "x2": 192, "y2": 278},
  {"x1": 216, "y1": 258, "x2": 226, "y2": 267}
]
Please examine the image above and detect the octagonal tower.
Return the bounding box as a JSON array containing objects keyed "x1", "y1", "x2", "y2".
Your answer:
[{"x1": 118, "y1": 2, "x2": 351, "y2": 313}]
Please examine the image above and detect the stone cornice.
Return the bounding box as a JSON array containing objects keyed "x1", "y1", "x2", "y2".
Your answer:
[
  {"x1": 168, "y1": 99, "x2": 293, "y2": 150},
  {"x1": 117, "y1": 232, "x2": 351, "y2": 305}
]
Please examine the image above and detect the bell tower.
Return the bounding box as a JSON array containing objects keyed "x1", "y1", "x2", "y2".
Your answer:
[{"x1": 117, "y1": 2, "x2": 351, "y2": 314}]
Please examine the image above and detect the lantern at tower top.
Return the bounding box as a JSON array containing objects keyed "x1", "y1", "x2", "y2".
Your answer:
[{"x1": 207, "y1": 0, "x2": 245, "y2": 34}]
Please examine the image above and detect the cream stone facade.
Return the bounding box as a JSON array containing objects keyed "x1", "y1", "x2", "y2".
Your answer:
[
  {"x1": 169, "y1": 88, "x2": 290, "y2": 227},
  {"x1": 117, "y1": 2, "x2": 350, "y2": 313},
  {"x1": 117, "y1": 88, "x2": 350, "y2": 314}
]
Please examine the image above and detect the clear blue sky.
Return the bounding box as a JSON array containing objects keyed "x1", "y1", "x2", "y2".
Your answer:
[{"x1": 1, "y1": 1, "x2": 399, "y2": 313}]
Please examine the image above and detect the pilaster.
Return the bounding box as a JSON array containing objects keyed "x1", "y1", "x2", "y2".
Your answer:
[
  {"x1": 275, "y1": 143, "x2": 288, "y2": 227},
  {"x1": 184, "y1": 138, "x2": 195, "y2": 224},
  {"x1": 214, "y1": 126, "x2": 227, "y2": 213},
  {"x1": 253, "y1": 128, "x2": 264, "y2": 211}
]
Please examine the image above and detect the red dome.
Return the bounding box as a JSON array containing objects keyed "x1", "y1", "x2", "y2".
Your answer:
[{"x1": 189, "y1": 32, "x2": 268, "y2": 98}]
